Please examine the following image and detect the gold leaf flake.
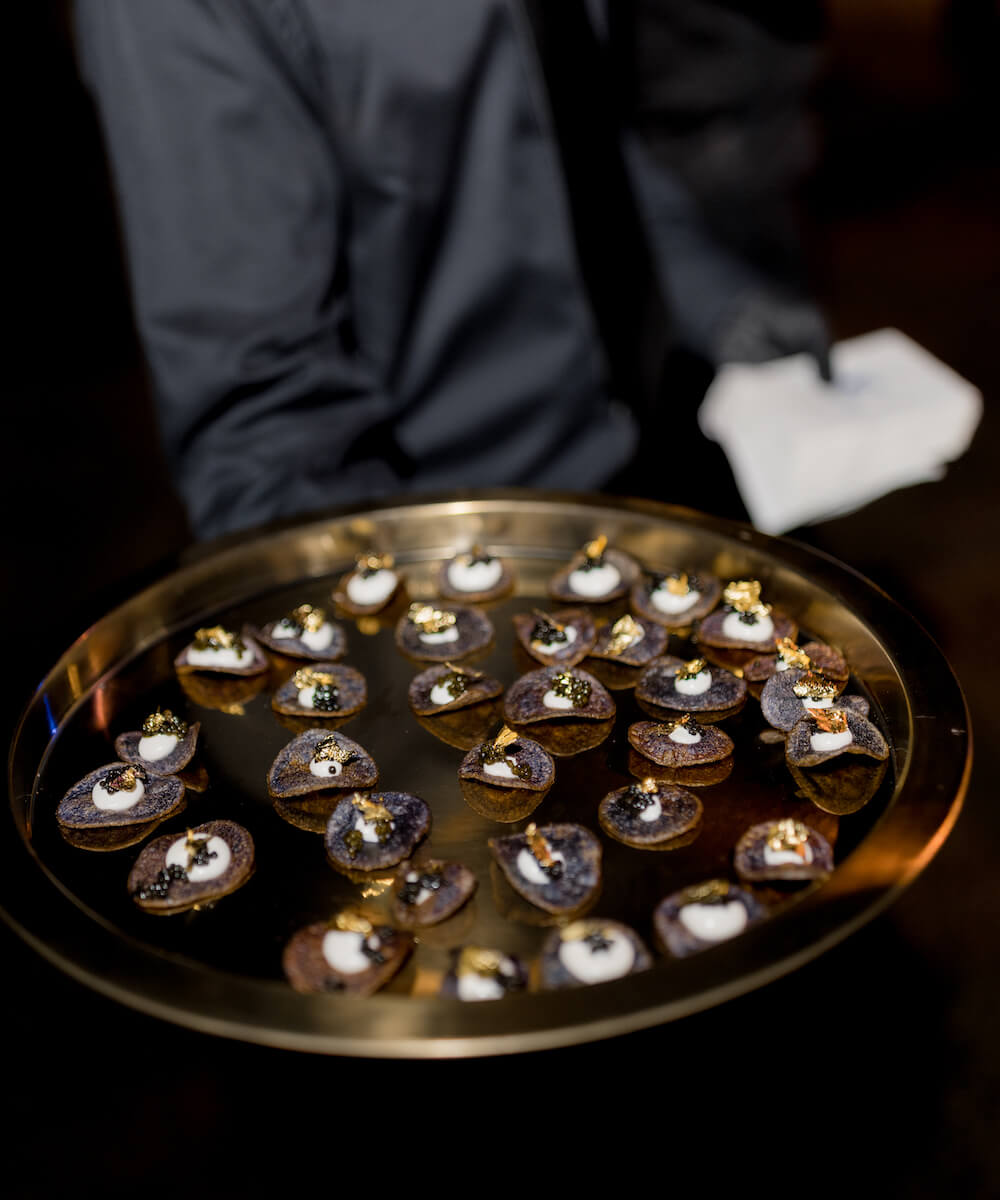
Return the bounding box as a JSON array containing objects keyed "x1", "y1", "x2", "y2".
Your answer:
[
  {"x1": 407, "y1": 603, "x2": 457, "y2": 634},
  {"x1": 334, "y1": 909, "x2": 374, "y2": 936},
  {"x1": 141, "y1": 708, "x2": 187, "y2": 737},
  {"x1": 192, "y1": 625, "x2": 243, "y2": 652},
  {"x1": 808, "y1": 707, "x2": 848, "y2": 734},
  {"x1": 351, "y1": 794, "x2": 393, "y2": 824},
  {"x1": 766, "y1": 818, "x2": 811, "y2": 856},
  {"x1": 357, "y1": 551, "x2": 394, "y2": 573},
  {"x1": 776, "y1": 637, "x2": 811, "y2": 671},
  {"x1": 288, "y1": 603, "x2": 326, "y2": 633},
  {"x1": 792, "y1": 672, "x2": 840, "y2": 701},
  {"x1": 683, "y1": 879, "x2": 731, "y2": 905},
  {"x1": 457, "y1": 946, "x2": 504, "y2": 978},
  {"x1": 606, "y1": 614, "x2": 643, "y2": 656},
  {"x1": 584, "y1": 534, "x2": 607, "y2": 560},
  {"x1": 293, "y1": 667, "x2": 336, "y2": 690},
  {"x1": 312, "y1": 735, "x2": 352, "y2": 764}
]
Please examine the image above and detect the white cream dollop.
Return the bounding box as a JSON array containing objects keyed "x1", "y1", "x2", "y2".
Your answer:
[
  {"x1": 532, "y1": 625, "x2": 578, "y2": 655},
  {"x1": 678, "y1": 900, "x2": 748, "y2": 942},
  {"x1": 568, "y1": 562, "x2": 621, "y2": 597},
  {"x1": 165, "y1": 834, "x2": 231, "y2": 883},
  {"x1": 674, "y1": 669, "x2": 712, "y2": 696},
  {"x1": 651, "y1": 586, "x2": 700, "y2": 615},
  {"x1": 801, "y1": 695, "x2": 834, "y2": 710},
  {"x1": 638, "y1": 796, "x2": 663, "y2": 823},
  {"x1": 668, "y1": 725, "x2": 701, "y2": 745},
  {"x1": 457, "y1": 971, "x2": 506, "y2": 1002},
  {"x1": 484, "y1": 761, "x2": 517, "y2": 779},
  {"x1": 354, "y1": 813, "x2": 391, "y2": 843},
  {"x1": 447, "y1": 558, "x2": 503, "y2": 593},
  {"x1": 137, "y1": 733, "x2": 179, "y2": 762},
  {"x1": 809, "y1": 729, "x2": 853, "y2": 753},
  {"x1": 763, "y1": 843, "x2": 815, "y2": 867},
  {"x1": 516, "y1": 847, "x2": 565, "y2": 885},
  {"x1": 309, "y1": 757, "x2": 342, "y2": 778},
  {"x1": 322, "y1": 930, "x2": 376, "y2": 975},
  {"x1": 419, "y1": 626, "x2": 460, "y2": 646},
  {"x1": 558, "y1": 931, "x2": 636, "y2": 984},
  {"x1": 430, "y1": 681, "x2": 459, "y2": 706},
  {"x1": 300, "y1": 623, "x2": 336, "y2": 652},
  {"x1": 270, "y1": 621, "x2": 298, "y2": 641},
  {"x1": 91, "y1": 777, "x2": 146, "y2": 812},
  {"x1": 542, "y1": 689, "x2": 575, "y2": 710},
  {"x1": 346, "y1": 569, "x2": 397, "y2": 607},
  {"x1": 404, "y1": 871, "x2": 434, "y2": 907},
  {"x1": 721, "y1": 611, "x2": 775, "y2": 642},
  {"x1": 186, "y1": 644, "x2": 252, "y2": 669}
]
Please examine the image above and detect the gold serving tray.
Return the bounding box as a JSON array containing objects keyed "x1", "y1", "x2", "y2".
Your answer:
[{"x1": 4, "y1": 491, "x2": 970, "y2": 1056}]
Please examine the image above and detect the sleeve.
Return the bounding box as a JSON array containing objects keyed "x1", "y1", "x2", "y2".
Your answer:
[
  {"x1": 74, "y1": 0, "x2": 398, "y2": 539},
  {"x1": 610, "y1": 1, "x2": 829, "y2": 367}
]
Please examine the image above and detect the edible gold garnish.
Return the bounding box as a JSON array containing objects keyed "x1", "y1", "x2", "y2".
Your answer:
[
  {"x1": 334, "y1": 909, "x2": 374, "y2": 936},
  {"x1": 457, "y1": 946, "x2": 504, "y2": 979},
  {"x1": 606, "y1": 614, "x2": 643, "y2": 656},
  {"x1": 407, "y1": 603, "x2": 457, "y2": 634},
  {"x1": 141, "y1": 709, "x2": 188, "y2": 737},
  {"x1": 639, "y1": 777, "x2": 659, "y2": 794},
  {"x1": 479, "y1": 727, "x2": 530, "y2": 778},
  {"x1": 677, "y1": 657, "x2": 707, "y2": 680},
  {"x1": 662, "y1": 713, "x2": 703, "y2": 736},
  {"x1": 312, "y1": 735, "x2": 352, "y2": 764},
  {"x1": 351, "y1": 794, "x2": 394, "y2": 825},
  {"x1": 766, "y1": 819, "x2": 812, "y2": 857},
  {"x1": 724, "y1": 580, "x2": 760, "y2": 610},
  {"x1": 525, "y1": 823, "x2": 557, "y2": 868},
  {"x1": 808, "y1": 708, "x2": 848, "y2": 734},
  {"x1": 583, "y1": 534, "x2": 607, "y2": 561},
  {"x1": 357, "y1": 551, "x2": 394, "y2": 574},
  {"x1": 551, "y1": 670, "x2": 591, "y2": 706},
  {"x1": 776, "y1": 637, "x2": 811, "y2": 671},
  {"x1": 293, "y1": 667, "x2": 336, "y2": 690},
  {"x1": 561, "y1": 920, "x2": 612, "y2": 944},
  {"x1": 493, "y1": 726, "x2": 519, "y2": 751},
  {"x1": 288, "y1": 603, "x2": 326, "y2": 633},
  {"x1": 683, "y1": 879, "x2": 732, "y2": 905},
  {"x1": 192, "y1": 626, "x2": 245, "y2": 653},
  {"x1": 665, "y1": 572, "x2": 690, "y2": 596},
  {"x1": 723, "y1": 579, "x2": 772, "y2": 618},
  {"x1": 442, "y1": 661, "x2": 481, "y2": 682},
  {"x1": 182, "y1": 828, "x2": 216, "y2": 871},
  {"x1": 792, "y1": 672, "x2": 840, "y2": 701},
  {"x1": 101, "y1": 765, "x2": 145, "y2": 794},
  {"x1": 459, "y1": 544, "x2": 494, "y2": 566}
]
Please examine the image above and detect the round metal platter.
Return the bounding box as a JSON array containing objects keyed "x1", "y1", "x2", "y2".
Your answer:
[{"x1": 4, "y1": 491, "x2": 970, "y2": 1056}]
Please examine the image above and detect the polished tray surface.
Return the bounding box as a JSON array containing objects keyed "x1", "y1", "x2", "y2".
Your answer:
[{"x1": 5, "y1": 492, "x2": 969, "y2": 1055}]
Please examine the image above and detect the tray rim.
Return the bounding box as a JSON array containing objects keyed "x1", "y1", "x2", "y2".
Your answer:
[{"x1": 4, "y1": 489, "x2": 971, "y2": 1056}]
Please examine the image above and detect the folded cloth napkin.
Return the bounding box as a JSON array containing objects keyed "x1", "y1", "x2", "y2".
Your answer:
[{"x1": 698, "y1": 328, "x2": 982, "y2": 533}]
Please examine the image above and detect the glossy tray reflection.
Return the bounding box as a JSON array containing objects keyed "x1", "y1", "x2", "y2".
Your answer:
[{"x1": 5, "y1": 492, "x2": 970, "y2": 1056}]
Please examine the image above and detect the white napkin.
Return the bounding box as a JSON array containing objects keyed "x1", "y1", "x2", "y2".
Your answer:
[{"x1": 698, "y1": 328, "x2": 982, "y2": 533}]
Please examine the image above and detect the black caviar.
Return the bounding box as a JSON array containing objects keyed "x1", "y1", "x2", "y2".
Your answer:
[
  {"x1": 100, "y1": 764, "x2": 147, "y2": 794},
  {"x1": 398, "y1": 869, "x2": 444, "y2": 906},
  {"x1": 531, "y1": 616, "x2": 568, "y2": 646},
  {"x1": 479, "y1": 741, "x2": 532, "y2": 780},
  {"x1": 442, "y1": 671, "x2": 469, "y2": 700},
  {"x1": 311, "y1": 683, "x2": 340, "y2": 711},
  {"x1": 621, "y1": 783, "x2": 658, "y2": 816}
]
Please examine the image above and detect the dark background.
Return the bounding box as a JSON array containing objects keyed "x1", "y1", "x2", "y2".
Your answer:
[{"x1": 6, "y1": 3, "x2": 998, "y2": 1193}]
